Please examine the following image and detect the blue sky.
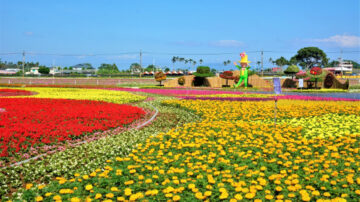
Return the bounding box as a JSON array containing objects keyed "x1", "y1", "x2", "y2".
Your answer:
[{"x1": 0, "y1": 0, "x2": 359, "y2": 70}]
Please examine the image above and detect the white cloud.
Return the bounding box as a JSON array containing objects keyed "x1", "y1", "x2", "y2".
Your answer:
[
  {"x1": 313, "y1": 34, "x2": 360, "y2": 48},
  {"x1": 210, "y1": 40, "x2": 244, "y2": 47}
]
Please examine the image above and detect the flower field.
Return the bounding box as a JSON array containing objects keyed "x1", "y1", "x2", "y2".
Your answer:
[
  {"x1": 0, "y1": 98, "x2": 145, "y2": 159},
  {"x1": 19, "y1": 96, "x2": 360, "y2": 201}
]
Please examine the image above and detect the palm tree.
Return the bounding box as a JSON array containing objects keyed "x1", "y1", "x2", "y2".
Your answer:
[
  {"x1": 224, "y1": 61, "x2": 227, "y2": 66},
  {"x1": 227, "y1": 60, "x2": 231, "y2": 65},
  {"x1": 172, "y1": 56, "x2": 177, "y2": 71},
  {"x1": 269, "y1": 58, "x2": 273, "y2": 67},
  {"x1": 199, "y1": 59, "x2": 203, "y2": 64},
  {"x1": 256, "y1": 61, "x2": 261, "y2": 72}
]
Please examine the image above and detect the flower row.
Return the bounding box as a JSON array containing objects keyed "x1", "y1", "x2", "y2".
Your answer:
[{"x1": 1, "y1": 87, "x2": 146, "y2": 104}]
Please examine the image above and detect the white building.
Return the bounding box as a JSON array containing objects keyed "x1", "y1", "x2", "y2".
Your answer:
[
  {"x1": 26, "y1": 67, "x2": 40, "y2": 75},
  {"x1": 324, "y1": 59, "x2": 353, "y2": 75}
]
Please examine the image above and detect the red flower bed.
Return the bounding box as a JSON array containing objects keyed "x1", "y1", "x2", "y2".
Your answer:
[
  {"x1": 0, "y1": 89, "x2": 34, "y2": 96},
  {"x1": 0, "y1": 98, "x2": 145, "y2": 157}
]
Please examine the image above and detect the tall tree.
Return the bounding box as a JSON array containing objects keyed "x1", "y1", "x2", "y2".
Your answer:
[
  {"x1": 129, "y1": 63, "x2": 142, "y2": 74},
  {"x1": 292, "y1": 47, "x2": 328, "y2": 69},
  {"x1": 275, "y1": 57, "x2": 289, "y2": 71},
  {"x1": 199, "y1": 59, "x2": 203, "y2": 64}
]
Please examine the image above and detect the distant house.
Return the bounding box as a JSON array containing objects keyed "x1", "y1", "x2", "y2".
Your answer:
[
  {"x1": 324, "y1": 60, "x2": 353, "y2": 75},
  {"x1": 0, "y1": 68, "x2": 20, "y2": 75},
  {"x1": 26, "y1": 67, "x2": 40, "y2": 75}
]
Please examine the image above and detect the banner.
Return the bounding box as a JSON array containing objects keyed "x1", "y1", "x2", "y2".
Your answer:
[
  {"x1": 273, "y1": 78, "x2": 282, "y2": 94},
  {"x1": 298, "y1": 79, "x2": 304, "y2": 88}
]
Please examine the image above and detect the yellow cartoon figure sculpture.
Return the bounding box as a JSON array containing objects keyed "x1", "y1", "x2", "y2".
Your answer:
[{"x1": 233, "y1": 52, "x2": 251, "y2": 88}]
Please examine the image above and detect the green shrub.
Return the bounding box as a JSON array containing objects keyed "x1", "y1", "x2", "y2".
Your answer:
[{"x1": 193, "y1": 66, "x2": 214, "y2": 77}]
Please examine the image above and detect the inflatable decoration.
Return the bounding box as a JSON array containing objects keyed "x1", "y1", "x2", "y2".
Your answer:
[{"x1": 233, "y1": 52, "x2": 251, "y2": 88}]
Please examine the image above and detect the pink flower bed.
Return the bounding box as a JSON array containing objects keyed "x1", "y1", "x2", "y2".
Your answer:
[
  {"x1": 277, "y1": 95, "x2": 359, "y2": 101},
  {"x1": 108, "y1": 88, "x2": 245, "y2": 96}
]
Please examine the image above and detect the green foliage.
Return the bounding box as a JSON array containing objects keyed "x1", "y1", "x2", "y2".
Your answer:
[
  {"x1": 144, "y1": 65, "x2": 156, "y2": 72},
  {"x1": 192, "y1": 66, "x2": 214, "y2": 77},
  {"x1": 292, "y1": 47, "x2": 328, "y2": 69},
  {"x1": 129, "y1": 63, "x2": 142, "y2": 73},
  {"x1": 97, "y1": 63, "x2": 120, "y2": 74},
  {"x1": 284, "y1": 65, "x2": 300, "y2": 74},
  {"x1": 38, "y1": 66, "x2": 50, "y2": 74},
  {"x1": 275, "y1": 56, "x2": 289, "y2": 67}
]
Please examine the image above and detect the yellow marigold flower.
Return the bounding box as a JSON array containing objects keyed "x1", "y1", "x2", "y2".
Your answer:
[
  {"x1": 26, "y1": 183, "x2": 33, "y2": 190},
  {"x1": 125, "y1": 180, "x2": 134, "y2": 185},
  {"x1": 219, "y1": 187, "x2": 227, "y2": 193},
  {"x1": 129, "y1": 169, "x2": 136, "y2": 174},
  {"x1": 277, "y1": 195, "x2": 284, "y2": 200},
  {"x1": 275, "y1": 186, "x2": 283, "y2": 192},
  {"x1": 106, "y1": 193, "x2": 114, "y2": 198},
  {"x1": 70, "y1": 197, "x2": 81, "y2": 202},
  {"x1": 288, "y1": 193, "x2": 296, "y2": 198},
  {"x1": 151, "y1": 189, "x2": 159, "y2": 195},
  {"x1": 312, "y1": 190, "x2": 320, "y2": 196},
  {"x1": 85, "y1": 184, "x2": 93, "y2": 191},
  {"x1": 219, "y1": 192, "x2": 228, "y2": 199},
  {"x1": 265, "y1": 195, "x2": 273, "y2": 200},
  {"x1": 35, "y1": 196, "x2": 43, "y2": 202},
  {"x1": 117, "y1": 197, "x2": 125, "y2": 201},
  {"x1": 355, "y1": 190, "x2": 360, "y2": 195},
  {"x1": 204, "y1": 191, "x2": 212, "y2": 196},
  {"x1": 82, "y1": 175, "x2": 89, "y2": 180},
  {"x1": 45, "y1": 193, "x2": 52, "y2": 197},
  {"x1": 38, "y1": 185, "x2": 46, "y2": 190},
  {"x1": 53, "y1": 195, "x2": 61, "y2": 201},
  {"x1": 188, "y1": 184, "x2": 196, "y2": 189},
  {"x1": 173, "y1": 195, "x2": 181, "y2": 201},
  {"x1": 95, "y1": 193, "x2": 102, "y2": 199},
  {"x1": 235, "y1": 194, "x2": 243, "y2": 200},
  {"x1": 245, "y1": 192, "x2": 255, "y2": 199},
  {"x1": 74, "y1": 173, "x2": 80, "y2": 177},
  {"x1": 195, "y1": 192, "x2": 204, "y2": 200},
  {"x1": 302, "y1": 194, "x2": 311, "y2": 201},
  {"x1": 124, "y1": 188, "x2": 132, "y2": 196},
  {"x1": 145, "y1": 179, "x2": 152, "y2": 184}
]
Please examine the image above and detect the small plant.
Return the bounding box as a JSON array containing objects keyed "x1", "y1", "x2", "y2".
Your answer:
[{"x1": 192, "y1": 66, "x2": 214, "y2": 77}]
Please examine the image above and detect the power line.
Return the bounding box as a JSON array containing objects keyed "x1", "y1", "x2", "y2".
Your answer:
[{"x1": 0, "y1": 50, "x2": 359, "y2": 57}]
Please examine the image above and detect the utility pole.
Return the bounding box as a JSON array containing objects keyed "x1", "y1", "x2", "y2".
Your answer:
[
  {"x1": 22, "y1": 51, "x2": 25, "y2": 77},
  {"x1": 139, "y1": 49, "x2": 142, "y2": 77},
  {"x1": 140, "y1": 49, "x2": 142, "y2": 68},
  {"x1": 261, "y1": 50, "x2": 264, "y2": 77}
]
